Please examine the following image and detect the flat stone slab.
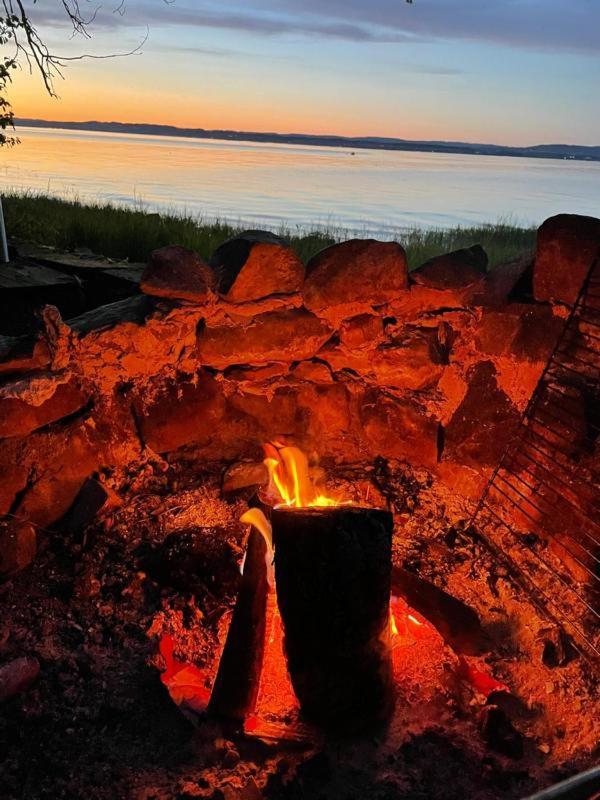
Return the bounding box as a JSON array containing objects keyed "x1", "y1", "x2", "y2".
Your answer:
[
  {"x1": 0, "y1": 261, "x2": 80, "y2": 289},
  {"x1": 12, "y1": 240, "x2": 144, "y2": 274}
]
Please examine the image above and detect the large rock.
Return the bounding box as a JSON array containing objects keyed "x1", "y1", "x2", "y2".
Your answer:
[
  {"x1": 295, "y1": 383, "x2": 354, "y2": 461},
  {"x1": 210, "y1": 231, "x2": 304, "y2": 303},
  {"x1": 67, "y1": 298, "x2": 198, "y2": 391},
  {"x1": 476, "y1": 304, "x2": 564, "y2": 361},
  {"x1": 0, "y1": 450, "x2": 29, "y2": 516},
  {"x1": 371, "y1": 328, "x2": 446, "y2": 391},
  {"x1": 141, "y1": 245, "x2": 216, "y2": 304},
  {"x1": 339, "y1": 314, "x2": 384, "y2": 351},
  {"x1": 0, "y1": 335, "x2": 51, "y2": 377},
  {"x1": 474, "y1": 254, "x2": 534, "y2": 307},
  {"x1": 315, "y1": 341, "x2": 373, "y2": 377},
  {"x1": 136, "y1": 371, "x2": 226, "y2": 454},
  {"x1": 0, "y1": 520, "x2": 36, "y2": 576},
  {"x1": 12, "y1": 418, "x2": 101, "y2": 529},
  {"x1": 225, "y1": 387, "x2": 302, "y2": 456},
  {"x1": 196, "y1": 309, "x2": 333, "y2": 369},
  {"x1": 92, "y1": 394, "x2": 144, "y2": 466},
  {"x1": 411, "y1": 245, "x2": 488, "y2": 290},
  {"x1": 534, "y1": 214, "x2": 600, "y2": 306},
  {"x1": 0, "y1": 372, "x2": 87, "y2": 438},
  {"x1": 222, "y1": 461, "x2": 268, "y2": 493},
  {"x1": 360, "y1": 389, "x2": 440, "y2": 466},
  {"x1": 224, "y1": 363, "x2": 289, "y2": 384},
  {"x1": 303, "y1": 239, "x2": 408, "y2": 317},
  {"x1": 443, "y1": 361, "x2": 520, "y2": 469},
  {"x1": 511, "y1": 306, "x2": 564, "y2": 362},
  {"x1": 290, "y1": 360, "x2": 333, "y2": 383},
  {"x1": 475, "y1": 309, "x2": 523, "y2": 357}
]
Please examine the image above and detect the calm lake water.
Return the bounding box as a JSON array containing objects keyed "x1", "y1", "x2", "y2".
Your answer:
[{"x1": 2, "y1": 126, "x2": 599, "y2": 235}]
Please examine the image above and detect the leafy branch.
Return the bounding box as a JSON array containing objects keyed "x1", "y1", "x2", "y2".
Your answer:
[{"x1": 0, "y1": 0, "x2": 147, "y2": 146}]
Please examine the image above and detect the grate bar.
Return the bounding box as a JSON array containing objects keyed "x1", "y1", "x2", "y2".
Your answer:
[
  {"x1": 527, "y1": 414, "x2": 582, "y2": 448},
  {"x1": 547, "y1": 359, "x2": 594, "y2": 381},
  {"x1": 501, "y1": 457, "x2": 600, "y2": 552},
  {"x1": 520, "y1": 424, "x2": 600, "y2": 487},
  {"x1": 541, "y1": 395, "x2": 600, "y2": 437},
  {"x1": 512, "y1": 443, "x2": 600, "y2": 518},
  {"x1": 492, "y1": 473, "x2": 600, "y2": 588},
  {"x1": 470, "y1": 252, "x2": 600, "y2": 667},
  {"x1": 532, "y1": 402, "x2": 600, "y2": 439},
  {"x1": 505, "y1": 451, "x2": 600, "y2": 546},
  {"x1": 480, "y1": 502, "x2": 600, "y2": 659},
  {"x1": 482, "y1": 486, "x2": 600, "y2": 622},
  {"x1": 555, "y1": 348, "x2": 600, "y2": 372},
  {"x1": 557, "y1": 338, "x2": 600, "y2": 360}
]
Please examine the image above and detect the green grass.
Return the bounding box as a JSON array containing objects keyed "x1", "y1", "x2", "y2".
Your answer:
[{"x1": 2, "y1": 192, "x2": 536, "y2": 269}]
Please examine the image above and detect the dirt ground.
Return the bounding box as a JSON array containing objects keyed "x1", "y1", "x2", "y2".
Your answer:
[{"x1": 1, "y1": 459, "x2": 598, "y2": 800}]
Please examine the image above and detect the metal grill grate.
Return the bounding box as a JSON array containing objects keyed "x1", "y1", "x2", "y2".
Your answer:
[{"x1": 470, "y1": 253, "x2": 600, "y2": 666}]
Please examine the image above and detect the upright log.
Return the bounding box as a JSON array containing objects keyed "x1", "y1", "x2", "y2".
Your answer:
[
  {"x1": 272, "y1": 506, "x2": 394, "y2": 730},
  {"x1": 208, "y1": 528, "x2": 269, "y2": 721}
]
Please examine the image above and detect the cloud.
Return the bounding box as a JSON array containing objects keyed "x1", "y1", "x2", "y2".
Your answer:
[
  {"x1": 26, "y1": 1, "x2": 424, "y2": 44},
  {"x1": 263, "y1": 0, "x2": 600, "y2": 55},
  {"x1": 26, "y1": 0, "x2": 600, "y2": 55}
]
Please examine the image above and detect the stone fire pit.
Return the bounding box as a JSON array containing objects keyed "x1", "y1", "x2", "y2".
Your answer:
[{"x1": 0, "y1": 214, "x2": 599, "y2": 800}]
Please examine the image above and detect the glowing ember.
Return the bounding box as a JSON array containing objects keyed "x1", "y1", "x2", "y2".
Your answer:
[
  {"x1": 158, "y1": 635, "x2": 211, "y2": 714},
  {"x1": 389, "y1": 595, "x2": 439, "y2": 648},
  {"x1": 262, "y1": 442, "x2": 344, "y2": 508}
]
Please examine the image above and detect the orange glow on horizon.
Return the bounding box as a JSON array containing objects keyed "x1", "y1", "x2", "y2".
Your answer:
[{"x1": 9, "y1": 71, "x2": 452, "y2": 143}]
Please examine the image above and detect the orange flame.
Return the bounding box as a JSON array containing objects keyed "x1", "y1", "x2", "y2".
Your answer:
[
  {"x1": 389, "y1": 596, "x2": 435, "y2": 647},
  {"x1": 262, "y1": 442, "x2": 342, "y2": 508}
]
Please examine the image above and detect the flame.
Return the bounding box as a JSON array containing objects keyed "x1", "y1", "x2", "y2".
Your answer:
[
  {"x1": 262, "y1": 442, "x2": 342, "y2": 508},
  {"x1": 239, "y1": 507, "x2": 274, "y2": 586},
  {"x1": 389, "y1": 596, "x2": 435, "y2": 648},
  {"x1": 240, "y1": 508, "x2": 273, "y2": 553}
]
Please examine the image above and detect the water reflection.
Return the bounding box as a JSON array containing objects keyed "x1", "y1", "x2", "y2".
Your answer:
[{"x1": 2, "y1": 127, "x2": 599, "y2": 235}]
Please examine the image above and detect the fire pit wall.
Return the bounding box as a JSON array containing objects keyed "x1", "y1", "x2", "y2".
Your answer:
[{"x1": 1, "y1": 213, "x2": 599, "y2": 573}]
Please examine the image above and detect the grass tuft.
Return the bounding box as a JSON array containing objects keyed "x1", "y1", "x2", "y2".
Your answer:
[{"x1": 2, "y1": 191, "x2": 536, "y2": 269}]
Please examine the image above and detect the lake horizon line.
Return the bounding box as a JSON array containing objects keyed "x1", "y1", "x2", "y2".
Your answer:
[{"x1": 13, "y1": 118, "x2": 600, "y2": 164}]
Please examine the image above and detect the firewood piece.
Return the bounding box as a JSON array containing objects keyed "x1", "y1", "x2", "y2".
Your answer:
[
  {"x1": 59, "y1": 477, "x2": 119, "y2": 542},
  {"x1": 272, "y1": 506, "x2": 393, "y2": 730},
  {"x1": 392, "y1": 565, "x2": 488, "y2": 655},
  {"x1": 66, "y1": 295, "x2": 152, "y2": 335},
  {"x1": 208, "y1": 528, "x2": 270, "y2": 721},
  {"x1": 479, "y1": 705, "x2": 524, "y2": 759}
]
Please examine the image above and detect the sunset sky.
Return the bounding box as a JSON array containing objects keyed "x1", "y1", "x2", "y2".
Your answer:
[{"x1": 12, "y1": 0, "x2": 600, "y2": 146}]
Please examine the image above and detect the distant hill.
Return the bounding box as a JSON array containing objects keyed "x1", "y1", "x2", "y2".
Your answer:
[{"x1": 14, "y1": 118, "x2": 600, "y2": 162}]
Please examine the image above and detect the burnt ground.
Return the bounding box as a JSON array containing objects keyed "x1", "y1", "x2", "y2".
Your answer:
[{"x1": 0, "y1": 459, "x2": 598, "y2": 800}]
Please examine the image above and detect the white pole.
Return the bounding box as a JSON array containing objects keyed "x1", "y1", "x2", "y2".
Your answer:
[{"x1": 0, "y1": 197, "x2": 8, "y2": 263}]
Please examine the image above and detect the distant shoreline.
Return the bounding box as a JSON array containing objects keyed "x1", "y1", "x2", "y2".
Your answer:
[{"x1": 14, "y1": 118, "x2": 600, "y2": 163}]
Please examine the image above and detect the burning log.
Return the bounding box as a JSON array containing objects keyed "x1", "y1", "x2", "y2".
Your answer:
[
  {"x1": 392, "y1": 565, "x2": 488, "y2": 655},
  {"x1": 272, "y1": 505, "x2": 394, "y2": 730},
  {"x1": 208, "y1": 528, "x2": 270, "y2": 721}
]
